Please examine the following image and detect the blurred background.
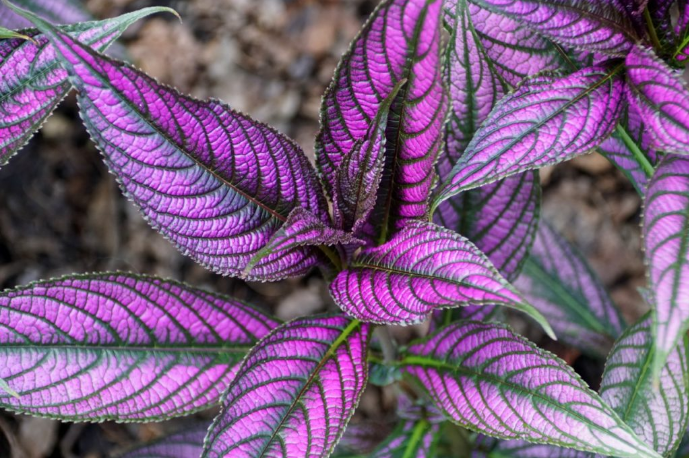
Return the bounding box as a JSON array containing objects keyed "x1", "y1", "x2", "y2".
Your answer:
[{"x1": 0, "y1": 0, "x2": 649, "y2": 456}]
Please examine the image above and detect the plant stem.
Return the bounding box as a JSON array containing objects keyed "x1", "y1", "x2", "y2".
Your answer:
[
  {"x1": 644, "y1": 8, "x2": 663, "y2": 52},
  {"x1": 615, "y1": 124, "x2": 655, "y2": 178}
]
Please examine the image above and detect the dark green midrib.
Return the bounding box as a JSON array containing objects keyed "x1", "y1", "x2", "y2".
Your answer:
[
  {"x1": 253, "y1": 319, "x2": 362, "y2": 458},
  {"x1": 30, "y1": 14, "x2": 290, "y2": 223},
  {"x1": 522, "y1": 258, "x2": 609, "y2": 335},
  {"x1": 399, "y1": 355, "x2": 641, "y2": 451}
]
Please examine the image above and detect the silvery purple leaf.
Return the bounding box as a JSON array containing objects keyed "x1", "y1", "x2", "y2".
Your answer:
[
  {"x1": 600, "y1": 314, "x2": 689, "y2": 456},
  {"x1": 626, "y1": 44, "x2": 689, "y2": 154},
  {"x1": 0, "y1": 0, "x2": 90, "y2": 29},
  {"x1": 329, "y1": 220, "x2": 554, "y2": 337},
  {"x1": 332, "y1": 81, "x2": 404, "y2": 236},
  {"x1": 316, "y1": 0, "x2": 446, "y2": 235},
  {"x1": 0, "y1": 8, "x2": 171, "y2": 166},
  {"x1": 433, "y1": 66, "x2": 625, "y2": 207},
  {"x1": 468, "y1": 0, "x2": 635, "y2": 56},
  {"x1": 515, "y1": 221, "x2": 624, "y2": 357},
  {"x1": 17, "y1": 8, "x2": 330, "y2": 281},
  {"x1": 0, "y1": 273, "x2": 278, "y2": 422},
  {"x1": 435, "y1": 172, "x2": 541, "y2": 283},
  {"x1": 118, "y1": 424, "x2": 208, "y2": 458},
  {"x1": 643, "y1": 154, "x2": 689, "y2": 376},
  {"x1": 446, "y1": 1, "x2": 566, "y2": 87},
  {"x1": 472, "y1": 436, "x2": 590, "y2": 457},
  {"x1": 203, "y1": 314, "x2": 369, "y2": 458},
  {"x1": 440, "y1": 0, "x2": 505, "y2": 180},
  {"x1": 401, "y1": 321, "x2": 661, "y2": 458},
  {"x1": 244, "y1": 207, "x2": 356, "y2": 278},
  {"x1": 369, "y1": 420, "x2": 441, "y2": 458}
]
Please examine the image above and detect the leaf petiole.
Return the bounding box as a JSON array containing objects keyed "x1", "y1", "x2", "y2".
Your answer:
[{"x1": 614, "y1": 124, "x2": 655, "y2": 178}]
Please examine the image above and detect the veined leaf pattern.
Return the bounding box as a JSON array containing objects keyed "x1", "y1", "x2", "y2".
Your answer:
[
  {"x1": 0, "y1": 273, "x2": 279, "y2": 422},
  {"x1": 468, "y1": 0, "x2": 635, "y2": 56},
  {"x1": 401, "y1": 321, "x2": 661, "y2": 458},
  {"x1": 329, "y1": 220, "x2": 554, "y2": 337},
  {"x1": 626, "y1": 44, "x2": 689, "y2": 154},
  {"x1": 20, "y1": 10, "x2": 329, "y2": 281},
  {"x1": 600, "y1": 314, "x2": 689, "y2": 456},
  {"x1": 435, "y1": 171, "x2": 541, "y2": 283},
  {"x1": 515, "y1": 221, "x2": 624, "y2": 356},
  {"x1": 434, "y1": 66, "x2": 625, "y2": 206},
  {"x1": 439, "y1": 0, "x2": 505, "y2": 181},
  {"x1": 0, "y1": 9, "x2": 171, "y2": 165},
  {"x1": 643, "y1": 155, "x2": 689, "y2": 377},
  {"x1": 446, "y1": 1, "x2": 566, "y2": 87},
  {"x1": 203, "y1": 314, "x2": 369, "y2": 458},
  {"x1": 316, "y1": 0, "x2": 446, "y2": 235},
  {"x1": 118, "y1": 424, "x2": 207, "y2": 458}
]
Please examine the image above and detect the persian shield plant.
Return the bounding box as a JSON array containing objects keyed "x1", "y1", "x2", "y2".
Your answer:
[{"x1": 0, "y1": 0, "x2": 688, "y2": 456}]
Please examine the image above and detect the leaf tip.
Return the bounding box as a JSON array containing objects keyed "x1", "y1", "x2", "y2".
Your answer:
[{"x1": 0, "y1": 377, "x2": 20, "y2": 400}]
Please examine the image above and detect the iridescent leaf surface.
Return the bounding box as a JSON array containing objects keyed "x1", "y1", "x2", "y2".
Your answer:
[
  {"x1": 329, "y1": 220, "x2": 553, "y2": 336},
  {"x1": 597, "y1": 124, "x2": 654, "y2": 195},
  {"x1": 626, "y1": 44, "x2": 689, "y2": 154},
  {"x1": 600, "y1": 314, "x2": 689, "y2": 456},
  {"x1": 434, "y1": 66, "x2": 625, "y2": 207},
  {"x1": 401, "y1": 321, "x2": 661, "y2": 457},
  {"x1": 118, "y1": 424, "x2": 207, "y2": 458},
  {"x1": 643, "y1": 155, "x2": 689, "y2": 376},
  {"x1": 332, "y1": 81, "x2": 403, "y2": 236},
  {"x1": 439, "y1": 0, "x2": 505, "y2": 181},
  {"x1": 468, "y1": 0, "x2": 635, "y2": 55},
  {"x1": 0, "y1": 273, "x2": 278, "y2": 422},
  {"x1": 369, "y1": 420, "x2": 440, "y2": 458},
  {"x1": 316, "y1": 0, "x2": 446, "y2": 234},
  {"x1": 472, "y1": 436, "x2": 590, "y2": 457},
  {"x1": 515, "y1": 221, "x2": 624, "y2": 356},
  {"x1": 18, "y1": 9, "x2": 329, "y2": 281},
  {"x1": 446, "y1": 1, "x2": 566, "y2": 87},
  {"x1": 203, "y1": 315, "x2": 369, "y2": 458},
  {"x1": 0, "y1": 9, "x2": 170, "y2": 166},
  {"x1": 0, "y1": 0, "x2": 90, "y2": 29},
  {"x1": 435, "y1": 171, "x2": 540, "y2": 283}
]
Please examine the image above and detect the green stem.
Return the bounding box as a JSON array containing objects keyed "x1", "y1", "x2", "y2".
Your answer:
[
  {"x1": 615, "y1": 124, "x2": 655, "y2": 178},
  {"x1": 644, "y1": 8, "x2": 663, "y2": 52},
  {"x1": 403, "y1": 419, "x2": 430, "y2": 458}
]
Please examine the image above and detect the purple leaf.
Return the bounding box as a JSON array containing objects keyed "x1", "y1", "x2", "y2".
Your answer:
[
  {"x1": 203, "y1": 314, "x2": 369, "y2": 457},
  {"x1": 472, "y1": 436, "x2": 590, "y2": 457},
  {"x1": 244, "y1": 207, "x2": 357, "y2": 278},
  {"x1": 0, "y1": 0, "x2": 90, "y2": 29},
  {"x1": 369, "y1": 420, "x2": 441, "y2": 458},
  {"x1": 626, "y1": 44, "x2": 689, "y2": 154},
  {"x1": 17, "y1": 8, "x2": 330, "y2": 281},
  {"x1": 515, "y1": 221, "x2": 624, "y2": 357},
  {"x1": 0, "y1": 8, "x2": 172, "y2": 166},
  {"x1": 0, "y1": 273, "x2": 279, "y2": 422},
  {"x1": 331, "y1": 80, "x2": 404, "y2": 236},
  {"x1": 446, "y1": 1, "x2": 567, "y2": 88},
  {"x1": 600, "y1": 314, "x2": 689, "y2": 456},
  {"x1": 401, "y1": 321, "x2": 661, "y2": 458},
  {"x1": 329, "y1": 220, "x2": 554, "y2": 337},
  {"x1": 316, "y1": 0, "x2": 447, "y2": 237},
  {"x1": 118, "y1": 424, "x2": 208, "y2": 458},
  {"x1": 468, "y1": 0, "x2": 635, "y2": 56},
  {"x1": 435, "y1": 172, "x2": 541, "y2": 283},
  {"x1": 643, "y1": 154, "x2": 689, "y2": 376},
  {"x1": 439, "y1": 0, "x2": 506, "y2": 181},
  {"x1": 433, "y1": 66, "x2": 625, "y2": 206}
]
